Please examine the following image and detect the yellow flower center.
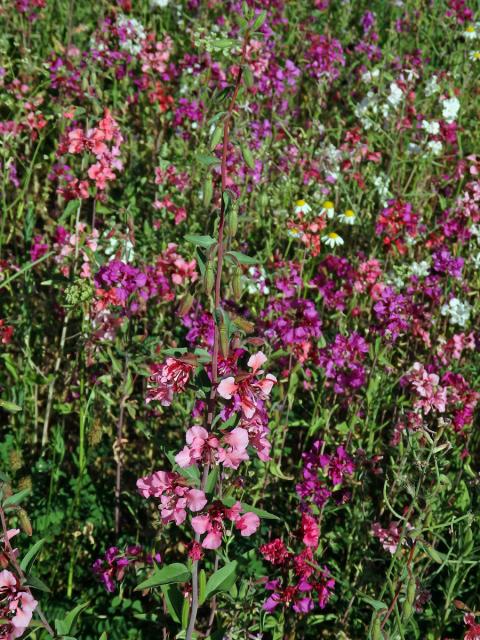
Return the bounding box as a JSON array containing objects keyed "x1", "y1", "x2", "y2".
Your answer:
[
  {"x1": 328, "y1": 232, "x2": 339, "y2": 239},
  {"x1": 466, "y1": 25, "x2": 475, "y2": 32},
  {"x1": 296, "y1": 199, "x2": 306, "y2": 206},
  {"x1": 474, "y1": 51, "x2": 480, "y2": 60},
  {"x1": 344, "y1": 210, "x2": 355, "y2": 217},
  {"x1": 323, "y1": 201, "x2": 334, "y2": 209}
]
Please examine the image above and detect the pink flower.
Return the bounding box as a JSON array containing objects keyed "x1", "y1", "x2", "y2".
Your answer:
[
  {"x1": 301, "y1": 514, "x2": 319, "y2": 548},
  {"x1": 175, "y1": 426, "x2": 219, "y2": 468},
  {"x1": 191, "y1": 502, "x2": 261, "y2": 549},
  {"x1": 217, "y1": 351, "x2": 276, "y2": 419},
  {"x1": 146, "y1": 357, "x2": 195, "y2": 406},
  {"x1": 136, "y1": 470, "x2": 206, "y2": 525},
  {"x1": 0, "y1": 570, "x2": 38, "y2": 639},
  {"x1": 235, "y1": 512, "x2": 260, "y2": 537}
]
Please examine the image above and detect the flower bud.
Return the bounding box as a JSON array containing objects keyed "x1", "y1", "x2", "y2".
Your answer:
[
  {"x1": 204, "y1": 264, "x2": 215, "y2": 296},
  {"x1": 406, "y1": 577, "x2": 416, "y2": 605},
  {"x1": 402, "y1": 600, "x2": 413, "y2": 620},
  {"x1": 371, "y1": 617, "x2": 383, "y2": 640},
  {"x1": 210, "y1": 124, "x2": 223, "y2": 150},
  {"x1": 203, "y1": 174, "x2": 213, "y2": 208},
  {"x1": 243, "y1": 66, "x2": 254, "y2": 88},
  {"x1": 240, "y1": 143, "x2": 255, "y2": 170},
  {"x1": 227, "y1": 204, "x2": 238, "y2": 237},
  {"x1": 233, "y1": 267, "x2": 242, "y2": 302},
  {"x1": 219, "y1": 321, "x2": 229, "y2": 358}
]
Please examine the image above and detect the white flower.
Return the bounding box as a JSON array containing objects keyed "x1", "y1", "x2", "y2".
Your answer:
[
  {"x1": 295, "y1": 199, "x2": 312, "y2": 215},
  {"x1": 320, "y1": 201, "x2": 335, "y2": 219},
  {"x1": 442, "y1": 96, "x2": 460, "y2": 123},
  {"x1": 386, "y1": 82, "x2": 403, "y2": 108},
  {"x1": 425, "y1": 75, "x2": 440, "y2": 96},
  {"x1": 151, "y1": 0, "x2": 170, "y2": 6},
  {"x1": 440, "y1": 298, "x2": 472, "y2": 327},
  {"x1": 338, "y1": 209, "x2": 356, "y2": 225},
  {"x1": 427, "y1": 140, "x2": 443, "y2": 156},
  {"x1": 105, "y1": 235, "x2": 135, "y2": 263},
  {"x1": 322, "y1": 232, "x2": 344, "y2": 248},
  {"x1": 469, "y1": 50, "x2": 480, "y2": 61},
  {"x1": 472, "y1": 252, "x2": 480, "y2": 269},
  {"x1": 463, "y1": 24, "x2": 478, "y2": 39},
  {"x1": 373, "y1": 174, "x2": 392, "y2": 204},
  {"x1": 362, "y1": 68, "x2": 380, "y2": 83},
  {"x1": 117, "y1": 15, "x2": 146, "y2": 56},
  {"x1": 409, "y1": 261, "x2": 430, "y2": 277},
  {"x1": 422, "y1": 120, "x2": 440, "y2": 135}
]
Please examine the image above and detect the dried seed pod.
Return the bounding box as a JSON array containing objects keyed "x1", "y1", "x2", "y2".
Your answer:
[
  {"x1": 18, "y1": 476, "x2": 32, "y2": 492},
  {"x1": 9, "y1": 450, "x2": 23, "y2": 472},
  {"x1": 18, "y1": 508, "x2": 33, "y2": 537}
]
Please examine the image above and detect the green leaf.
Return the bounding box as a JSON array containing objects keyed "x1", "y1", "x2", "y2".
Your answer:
[
  {"x1": 25, "y1": 574, "x2": 51, "y2": 593},
  {"x1": 222, "y1": 497, "x2": 279, "y2": 520},
  {"x1": 55, "y1": 601, "x2": 90, "y2": 635},
  {"x1": 0, "y1": 399, "x2": 21, "y2": 413},
  {"x1": 166, "y1": 451, "x2": 200, "y2": 486},
  {"x1": 196, "y1": 154, "x2": 221, "y2": 168},
  {"x1": 20, "y1": 538, "x2": 46, "y2": 573},
  {"x1": 204, "y1": 561, "x2": 238, "y2": 600},
  {"x1": 185, "y1": 235, "x2": 217, "y2": 249},
  {"x1": 205, "y1": 467, "x2": 219, "y2": 494},
  {"x1": 225, "y1": 251, "x2": 258, "y2": 265},
  {"x1": 160, "y1": 584, "x2": 183, "y2": 623},
  {"x1": 251, "y1": 10, "x2": 267, "y2": 30},
  {"x1": 360, "y1": 594, "x2": 388, "y2": 611},
  {"x1": 3, "y1": 488, "x2": 30, "y2": 508},
  {"x1": 135, "y1": 563, "x2": 191, "y2": 590}
]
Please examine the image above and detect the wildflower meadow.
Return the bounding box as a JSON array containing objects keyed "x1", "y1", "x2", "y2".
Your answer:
[{"x1": 1, "y1": 0, "x2": 480, "y2": 638}]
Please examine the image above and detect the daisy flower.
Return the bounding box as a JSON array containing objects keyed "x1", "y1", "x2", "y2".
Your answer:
[
  {"x1": 322, "y1": 232, "x2": 344, "y2": 248},
  {"x1": 295, "y1": 200, "x2": 312, "y2": 214},
  {"x1": 320, "y1": 201, "x2": 335, "y2": 219},
  {"x1": 469, "y1": 50, "x2": 480, "y2": 61},
  {"x1": 463, "y1": 25, "x2": 477, "y2": 39},
  {"x1": 338, "y1": 209, "x2": 356, "y2": 225}
]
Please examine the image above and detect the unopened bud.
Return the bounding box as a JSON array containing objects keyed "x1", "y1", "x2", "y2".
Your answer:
[
  {"x1": 233, "y1": 268, "x2": 242, "y2": 302},
  {"x1": 406, "y1": 578, "x2": 416, "y2": 605},
  {"x1": 219, "y1": 322, "x2": 229, "y2": 358},
  {"x1": 210, "y1": 124, "x2": 223, "y2": 150},
  {"x1": 243, "y1": 66, "x2": 254, "y2": 88},
  {"x1": 204, "y1": 264, "x2": 215, "y2": 296},
  {"x1": 227, "y1": 205, "x2": 238, "y2": 237},
  {"x1": 203, "y1": 175, "x2": 213, "y2": 208},
  {"x1": 240, "y1": 143, "x2": 255, "y2": 170},
  {"x1": 371, "y1": 617, "x2": 383, "y2": 640}
]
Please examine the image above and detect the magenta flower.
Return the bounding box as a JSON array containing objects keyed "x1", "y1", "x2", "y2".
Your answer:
[
  {"x1": 146, "y1": 357, "x2": 195, "y2": 406},
  {"x1": 301, "y1": 514, "x2": 319, "y2": 549}
]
